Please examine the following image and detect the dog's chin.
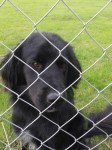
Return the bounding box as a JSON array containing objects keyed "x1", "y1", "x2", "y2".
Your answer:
[{"x1": 46, "y1": 107, "x2": 56, "y2": 113}]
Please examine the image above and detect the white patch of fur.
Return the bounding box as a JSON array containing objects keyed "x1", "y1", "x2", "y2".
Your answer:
[
  {"x1": 28, "y1": 142, "x2": 37, "y2": 150},
  {"x1": 20, "y1": 131, "x2": 40, "y2": 149},
  {"x1": 20, "y1": 130, "x2": 32, "y2": 145}
]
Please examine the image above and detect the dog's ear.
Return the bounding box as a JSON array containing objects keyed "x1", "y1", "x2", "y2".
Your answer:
[
  {"x1": 65, "y1": 46, "x2": 82, "y2": 88},
  {"x1": 0, "y1": 45, "x2": 25, "y2": 90}
]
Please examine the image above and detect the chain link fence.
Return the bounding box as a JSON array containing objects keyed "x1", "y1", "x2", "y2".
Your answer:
[{"x1": 0, "y1": 0, "x2": 112, "y2": 149}]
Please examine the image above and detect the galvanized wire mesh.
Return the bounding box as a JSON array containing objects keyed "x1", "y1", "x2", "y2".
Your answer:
[{"x1": 0, "y1": 0, "x2": 112, "y2": 150}]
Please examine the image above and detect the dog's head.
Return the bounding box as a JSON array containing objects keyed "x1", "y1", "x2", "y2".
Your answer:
[{"x1": 1, "y1": 32, "x2": 81, "y2": 112}]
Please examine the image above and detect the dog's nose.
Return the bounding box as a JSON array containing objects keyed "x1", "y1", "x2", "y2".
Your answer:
[{"x1": 47, "y1": 93, "x2": 59, "y2": 103}]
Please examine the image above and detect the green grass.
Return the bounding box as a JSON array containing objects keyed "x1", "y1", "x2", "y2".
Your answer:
[{"x1": 0, "y1": 0, "x2": 112, "y2": 149}]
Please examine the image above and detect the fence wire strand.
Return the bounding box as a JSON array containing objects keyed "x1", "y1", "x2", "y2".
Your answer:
[{"x1": 0, "y1": 0, "x2": 112, "y2": 150}]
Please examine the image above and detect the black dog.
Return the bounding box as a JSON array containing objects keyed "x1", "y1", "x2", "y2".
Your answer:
[{"x1": 1, "y1": 32, "x2": 112, "y2": 150}]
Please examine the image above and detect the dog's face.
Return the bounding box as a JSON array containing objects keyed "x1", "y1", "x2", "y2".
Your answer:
[
  {"x1": 1, "y1": 32, "x2": 81, "y2": 112},
  {"x1": 23, "y1": 37, "x2": 68, "y2": 112}
]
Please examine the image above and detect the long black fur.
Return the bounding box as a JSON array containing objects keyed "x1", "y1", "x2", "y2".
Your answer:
[{"x1": 0, "y1": 32, "x2": 112, "y2": 150}]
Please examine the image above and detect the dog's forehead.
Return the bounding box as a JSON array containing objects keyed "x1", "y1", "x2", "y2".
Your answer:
[{"x1": 22, "y1": 32, "x2": 67, "y2": 60}]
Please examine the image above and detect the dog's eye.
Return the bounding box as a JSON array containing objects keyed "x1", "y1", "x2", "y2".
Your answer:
[
  {"x1": 59, "y1": 63, "x2": 66, "y2": 69},
  {"x1": 61, "y1": 63, "x2": 66, "y2": 68},
  {"x1": 32, "y1": 62, "x2": 42, "y2": 68}
]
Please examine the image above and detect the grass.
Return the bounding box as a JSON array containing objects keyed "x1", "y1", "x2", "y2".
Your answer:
[{"x1": 0, "y1": 0, "x2": 112, "y2": 149}]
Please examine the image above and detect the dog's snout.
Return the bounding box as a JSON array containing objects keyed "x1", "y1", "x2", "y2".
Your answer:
[{"x1": 47, "y1": 93, "x2": 59, "y2": 103}]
